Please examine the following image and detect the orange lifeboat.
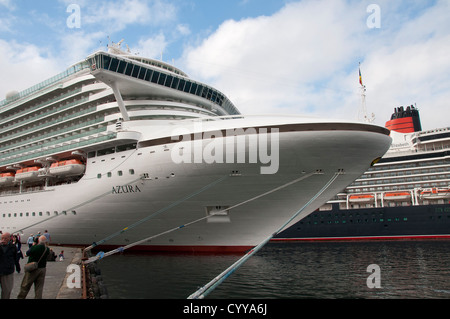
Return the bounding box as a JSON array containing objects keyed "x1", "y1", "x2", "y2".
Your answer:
[
  {"x1": 14, "y1": 166, "x2": 41, "y2": 182},
  {"x1": 49, "y1": 159, "x2": 85, "y2": 177},
  {"x1": 420, "y1": 187, "x2": 450, "y2": 200},
  {"x1": 0, "y1": 172, "x2": 15, "y2": 185},
  {"x1": 383, "y1": 191, "x2": 411, "y2": 201},
  {"x1": 348, "y1": 194, "x2": 375, "y2": 203}
]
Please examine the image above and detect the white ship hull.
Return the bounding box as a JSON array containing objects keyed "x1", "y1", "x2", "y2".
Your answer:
[{"x1": 1, "y1": 116, "x2": 391, "y2": 252}]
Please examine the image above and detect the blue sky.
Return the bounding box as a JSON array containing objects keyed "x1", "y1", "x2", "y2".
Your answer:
[{"x1": 1, "y1": 0, "x2": 449, "y2": 130}]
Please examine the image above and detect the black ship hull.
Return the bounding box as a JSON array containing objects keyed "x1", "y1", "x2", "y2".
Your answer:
[{"x1": 274, "y1": 203, "x2": 450, "y2": 241}]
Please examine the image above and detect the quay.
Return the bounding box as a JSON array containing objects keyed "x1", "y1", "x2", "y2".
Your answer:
[{"x1": 11, "y1": 246, "x2": 83, "y2": 299}]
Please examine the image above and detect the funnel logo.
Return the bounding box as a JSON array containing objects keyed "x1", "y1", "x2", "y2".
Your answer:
[{"x1": 170, "y1": 122, "x2": 279, "y2": 174}]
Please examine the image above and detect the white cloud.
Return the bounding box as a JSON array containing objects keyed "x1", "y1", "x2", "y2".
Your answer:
[
  {"x1": 58, "y1": 30, "x2": 107, "y2": 65},
  {"x1": 82, "y1": 0, "x2": 177, "y2": 32},
  {"x1": 181, "y1": 0, "x2": 364, "y2": 115},
  {"x1": 0, "y1": 0, "x2": 14, "y2": 10},
  {"x1": 0, "y1": 40, "x2": 60, "y2": 100},
  {"x1": 180, "y1": 0, "x2": 450, "y2": 130},
  {"x1": 132, "y1": 34, "x2": 168, "y2": 60}
]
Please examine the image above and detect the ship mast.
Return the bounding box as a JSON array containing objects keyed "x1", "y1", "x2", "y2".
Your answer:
[{"x1": 358, "y1": 63, "x2": 374, "y2": 123}]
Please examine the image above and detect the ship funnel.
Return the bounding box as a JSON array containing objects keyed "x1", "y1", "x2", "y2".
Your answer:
[{"x1": 385, "y1": 105, "x2": 422, "y2": 133}]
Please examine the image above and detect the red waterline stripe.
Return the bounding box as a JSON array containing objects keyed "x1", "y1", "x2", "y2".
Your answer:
[{"x1": 271, "y1": 235, "x2": 450, "y2": 242}]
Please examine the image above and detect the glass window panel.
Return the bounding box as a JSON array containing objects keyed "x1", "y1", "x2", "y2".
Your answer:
[
  {"x1": 171, "y1": 77, "x2": 179, "y2": 89},
  {"x1": 138, "y1": 67, "x2": 146, "y2": 80},
  {"x1": 151, "y1": 71, "x2": 159, "y2": 83},
  {"x1": 158, "y1": 73, "x2": 166, "y2": 85},
  {"x1": 145, "y1": 69, "x2": 152, "y2": 81},
  {"x1": 125, "y1": 63, "x2": 133, "y2": 76},
  {"x1": 132, "y1": 65, "x2": 140, "y2": 78},
  {"x1": 117, "y1": 60, "x2": 127, "y2": 74},
  {"x1": 179, "y1": 79, "x2": 186, "y2": 91},
  {"x1": 201, "y1": 87, "x2": 207, "y2": 98},
  {"x1": 211, "y1": 91, "x2": 217, "y2": 102},
  {"x1": 165, "y1": 75, "x2": 173, "y2": 87},
  {"x1": 190, "y1": 83, "x2": 198, "y2": 95},
  {"x1": 183, "y1": 81, "x2": 191, "y2": 93},
  {"x1": 102, "y1": 55, "x2": 112, "y2": 70},
  {"x1": 109, "y1": 57, "x2": 119, "y2": 72},
  {"x1": 196, "y1": 85, "x2": 204, "y2": 97}
]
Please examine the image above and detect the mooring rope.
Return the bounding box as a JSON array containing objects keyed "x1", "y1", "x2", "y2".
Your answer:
[
  {"x1": 83, "y1": 175, "x2": 229, "y2": 252},
  {"x1": 187, "y1": 170, "x2": 342, "y2": 299},
  {"x1": 83, "y1": 171, "x2": 319, "y2": 264}
]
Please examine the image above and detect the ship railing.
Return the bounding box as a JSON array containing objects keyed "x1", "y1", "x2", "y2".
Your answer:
[{"x1": 0, "y1": 61, "x2": 90, "y2": 109}]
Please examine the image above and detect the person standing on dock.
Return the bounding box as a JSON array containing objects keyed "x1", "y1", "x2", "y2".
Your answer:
[
  {"x1": 0, "y1": 232, "x2": 20, "y2": 299},
  {"x1": 43, "y1": 230, "x2": 51, "y2": 244},
  {"x1": 27, "y1": 234, "x2": 34, "y2": 248},
  {"x1": 17, "y1": 235, "x2": 50, "y2": 299}
]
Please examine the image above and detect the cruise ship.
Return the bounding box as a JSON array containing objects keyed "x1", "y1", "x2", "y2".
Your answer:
[
  {"x1": 275, "y1": 105, "x2": 450, "y2": 241},
  {"x1": 0, "y1": 42, "x2": 391, "y2": 252}
]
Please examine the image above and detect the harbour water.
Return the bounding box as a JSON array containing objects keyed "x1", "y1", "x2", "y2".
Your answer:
[{"x1": 98, "y1": 240, "x2": 450, "y2": 299}]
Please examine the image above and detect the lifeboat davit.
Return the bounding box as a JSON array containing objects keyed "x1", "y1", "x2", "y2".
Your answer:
[
  {"x1": 420, "y1": 187, "x2": 450, "y2": 200},
  {"x1": 348, "y1": 194, "x2": 375, "y2": 203},
  {"x1": 383, "y1": 191, "x2": 411, "y2": 201},
  {"x1": 49, "y1": 159, "x2": 85, "y2": 177},
  {"x1": 0, "y1": 172, "x2": 15, "y2": 185},
  {"x1": 14, "y1": 166, "x2": 41, "y2": 182}
]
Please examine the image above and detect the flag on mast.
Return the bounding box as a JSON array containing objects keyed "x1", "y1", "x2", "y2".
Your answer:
[{"x1": 359, "y1": 63, "x2": 363, "y2": 86}]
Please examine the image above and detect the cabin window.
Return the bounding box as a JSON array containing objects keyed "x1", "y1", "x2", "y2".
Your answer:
[
  {"x1": 118, "y1": 171, "x2": 123, "y2": 176},
  {"x1": 97, "y1": 147, "x2": 115, "y2": 156},
  {"x1": 129, "y1": 169, "x2": 135, "y2": 175}
]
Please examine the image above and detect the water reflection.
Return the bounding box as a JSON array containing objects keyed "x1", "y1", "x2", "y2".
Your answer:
[{"x1": 99, "y1": 241, "x2": 450, "y2": 299}]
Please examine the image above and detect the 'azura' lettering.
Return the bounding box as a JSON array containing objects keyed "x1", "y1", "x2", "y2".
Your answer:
[{"x1": 112, "y1": 185, "x2": 142, "y2": 194}]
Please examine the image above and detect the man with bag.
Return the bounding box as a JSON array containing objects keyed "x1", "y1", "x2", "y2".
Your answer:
[
  {"x1": 0, "y1": 232, "x2": 20, "y2": 299},
  {"x1": 17, "y1": 235, "x2": 50, "y2": 299}
]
